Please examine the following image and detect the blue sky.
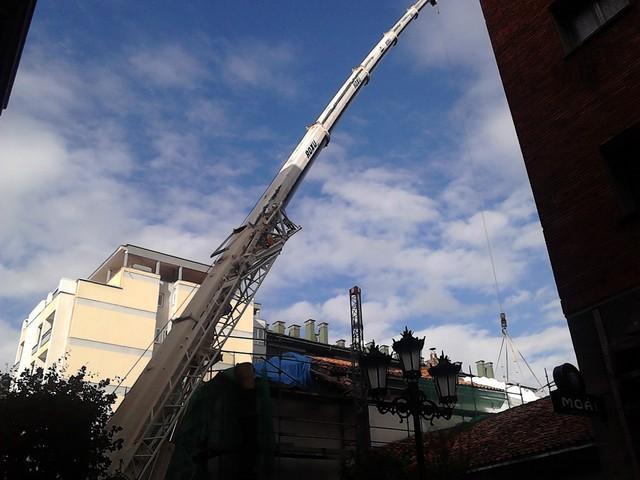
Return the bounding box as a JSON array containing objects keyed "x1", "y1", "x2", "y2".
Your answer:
[{"x1": 0, "y1": 0, "x2": 576, "y2": 385}]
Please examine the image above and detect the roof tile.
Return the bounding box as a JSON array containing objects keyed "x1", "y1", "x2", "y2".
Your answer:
[{"x1": 385, "y1": 397, "x2": 593, "y2": 469}]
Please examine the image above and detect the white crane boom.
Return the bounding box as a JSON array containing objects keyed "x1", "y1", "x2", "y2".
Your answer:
[{"x1": 108, "y1": 1, "x2": 436, "y2": 477}]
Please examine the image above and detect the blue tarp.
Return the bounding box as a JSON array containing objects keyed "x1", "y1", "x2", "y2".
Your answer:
[{"x1": 254, "y1": 352, "x2": 312, "y2": 388}]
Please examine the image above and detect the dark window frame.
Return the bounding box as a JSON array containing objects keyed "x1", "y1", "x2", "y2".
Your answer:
[
  {"x1": 601, "y1": 121, "x2": 640, "y2": 219},
  {"x1": 550, "y1": 0, "x2": 632, "y2": 53}
]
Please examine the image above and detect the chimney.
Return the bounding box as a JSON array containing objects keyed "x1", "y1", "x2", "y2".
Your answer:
[
  {"x1": 271, "y1": 321, "x2": 285, "y2": 335},
  {"x1": 484, "y1": 361, "x2": 494, "y2": 378},
  {"x1": 380, "y1": 345, "x2": 390, "y2": 355},
  {"x1": 317, "y1": 322, "x2": 329, "y2": 344},
  {"x1": 335, "y1": 339, "x2": 346, "y2": 348},
  {"x1": 288, "y1": 324, "x2": 300, "y2": 338},
  {"x1": 304, "y1": 319, "x2": 316, "y2": 341},
  {"x1": 476, "y1": 360, "x2": 486, "y2": 377}
]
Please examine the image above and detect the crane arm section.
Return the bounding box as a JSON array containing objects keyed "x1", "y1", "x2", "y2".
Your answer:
[
  {"x1": 108, "y1": 2, "x2": 436, "y2": 478},
  {"x1": 246, "y1": 0, "x2": 434, "y2": 224}
]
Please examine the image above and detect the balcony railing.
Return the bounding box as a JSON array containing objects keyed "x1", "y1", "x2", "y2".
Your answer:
[
  {"x1": 30, "y1": 329, "x2": 52, "y2": 356},
  {"x1": 40, "y1": 328, "x2": 52, "y2": 346}
]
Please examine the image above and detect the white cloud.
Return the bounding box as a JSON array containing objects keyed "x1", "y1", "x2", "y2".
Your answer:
[
  {"x1": 268, "y1": 294, "x2": 573, "y2": 388},
  {"x1": 216, "y1": 40, "x2": 298, "y2": 97},
  {"x1": 186, "y1": 100, "x2": 231, "y2": 136},
  {"x1": 264, "y1": 143, "x2": 542, "y2": 304},
  {"x1": 0, "y1": 115, "x2": 69, "y2": 197},
  {"x1": 444, "y1": 211, "x2": 508, "y2": 248},
  {"x1": 405, "y1": 0, "x2": 529, "y2": 201},
  {"x1": 405, "y1": 0, "x2": 494, "y2": 74},
  {"x1": 0, "y1": 319, "x2": 20, "y2": 370},
  {"x1": 129, "y1": 45, "x2": 206, "y2": 88},
  {"x1": 504, "y1": 290, "x2": 532, "y2": 308},
  {"x1": 412, "y1": 323, "x2": 575, "y2": 387},
  {"x1": 1, "y1": 6, "x2": 575, "y2": 388},
  {"x1": 0, "y1": 48, "x2": 251, "y2": 302}
]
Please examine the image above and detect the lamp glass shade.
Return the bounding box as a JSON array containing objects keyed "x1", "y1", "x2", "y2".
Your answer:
[
  {"x1": 399, "y1": 350, "x2": 420, "y2": 375},
  {"x1": 392, "y1": 327, "x2": 425, "y2": 378},
  {"x1": 360, "y1": 343, "x2": 392, "y2": 394},
  {"x1": 365, "y1": 362, "x2": 387, "y2": 391},
  {"x1": 428, "y1": 352, "x2": 462, "y2": 406}
]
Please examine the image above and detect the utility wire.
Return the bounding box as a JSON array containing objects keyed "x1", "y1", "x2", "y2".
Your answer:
[
  {"x1": 438, "y1": 27, "x2": 546, "y2": 391},
  {"x1": 437, "y1": 25, "x2": 505, "y2": 315}
]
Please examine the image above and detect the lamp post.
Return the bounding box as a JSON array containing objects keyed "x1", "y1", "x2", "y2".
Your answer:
[{"x1": 360, "y1": 328, "x2": 462, "y2": 480}]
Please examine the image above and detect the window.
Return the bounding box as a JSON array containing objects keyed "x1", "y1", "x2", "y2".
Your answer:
[
  {"x1": 158, "y1": 293, "x2": 164, "y2": 308},
  {"x1": 254, "y1": 327, "x2": 266, "y2": 346},
  {"x1": 32, "y1": 324, "x2": 43, "y2": 353},
  {"x1": 601, "y1": 122, "x2": 640, "y2": 216},
  {"x1": 41, "y1": 311, "x2": 54, "y2": 344},
  {"x1": 40, "y1": 328, "x2": 52, "y2": 346},
  {"x1": 552, "y1": 0, "x2": 629, "y2": 50}
]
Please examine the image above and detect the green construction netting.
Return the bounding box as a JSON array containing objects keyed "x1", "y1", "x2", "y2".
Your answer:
[{"x1": 166, "y1": 367, "x2": 274, "y2": 480}]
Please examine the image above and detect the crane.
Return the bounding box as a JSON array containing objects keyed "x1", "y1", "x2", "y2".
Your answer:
[
  {"x1": 350, "y1": 286, "x2": 365, "y2": 355},
  {"x1": 349, "y1": 286, "x2": 371, "y2": 458},
  {"x1": 108, "y1": 1, "x2": 438, "y2": 477}
]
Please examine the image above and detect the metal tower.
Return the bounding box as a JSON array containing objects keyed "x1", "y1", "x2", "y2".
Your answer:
[
  {"x1": 350, "y1": 286, "x2": 365, "y2": 354},
  {"x1": 349, "y1": 285, "x2": 370, "y2": 456}
]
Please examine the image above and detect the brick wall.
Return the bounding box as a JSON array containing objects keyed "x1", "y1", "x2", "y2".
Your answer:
[{"x1": 480, "y1": 0, "x2": 640, "y2": 315}]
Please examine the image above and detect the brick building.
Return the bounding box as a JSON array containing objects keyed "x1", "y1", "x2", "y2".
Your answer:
[
  {"x1": 0, "y1": 0, "x2": 36, "y2": 115},
  {"x1": 479, "y1": 0, "x2": 640, "y2": 477}
]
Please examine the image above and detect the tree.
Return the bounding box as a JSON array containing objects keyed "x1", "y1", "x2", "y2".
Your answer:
[{"x1": 0, "y1": 365, "x2": 122, "y2": 479}]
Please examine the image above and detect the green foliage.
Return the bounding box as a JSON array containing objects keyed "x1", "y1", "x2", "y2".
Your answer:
[{"x1": 0, "y1": 365, "x2": 122, "y2": 479}]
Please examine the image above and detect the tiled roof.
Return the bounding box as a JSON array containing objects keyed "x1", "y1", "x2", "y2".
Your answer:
[
  {"x1": 310, "y1": 356, "x2": 352, "y2": 390},
  {"x1": 309, "y1": 356, "x2": 522, "y2": 394},
  {"x1": 385, "y1": 397, "x2": 593, "y2": 470},
  {"x1": 311, "y1": 355, "x2": 432, "y2": 379}
]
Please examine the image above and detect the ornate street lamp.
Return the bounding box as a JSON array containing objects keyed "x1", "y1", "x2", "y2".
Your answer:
[
  {"x1": 392, "y1": 327, "x2": 425, "y2": 379},
  {"x1": 428, "y1": 352, "x2": 462, "y2": 407},
  {"x1": 359, "y1": 342, "x2": 392, "y2": 395},
  {"x1": 359, "y1": 327, "x2": 462, "y2": 480}
]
